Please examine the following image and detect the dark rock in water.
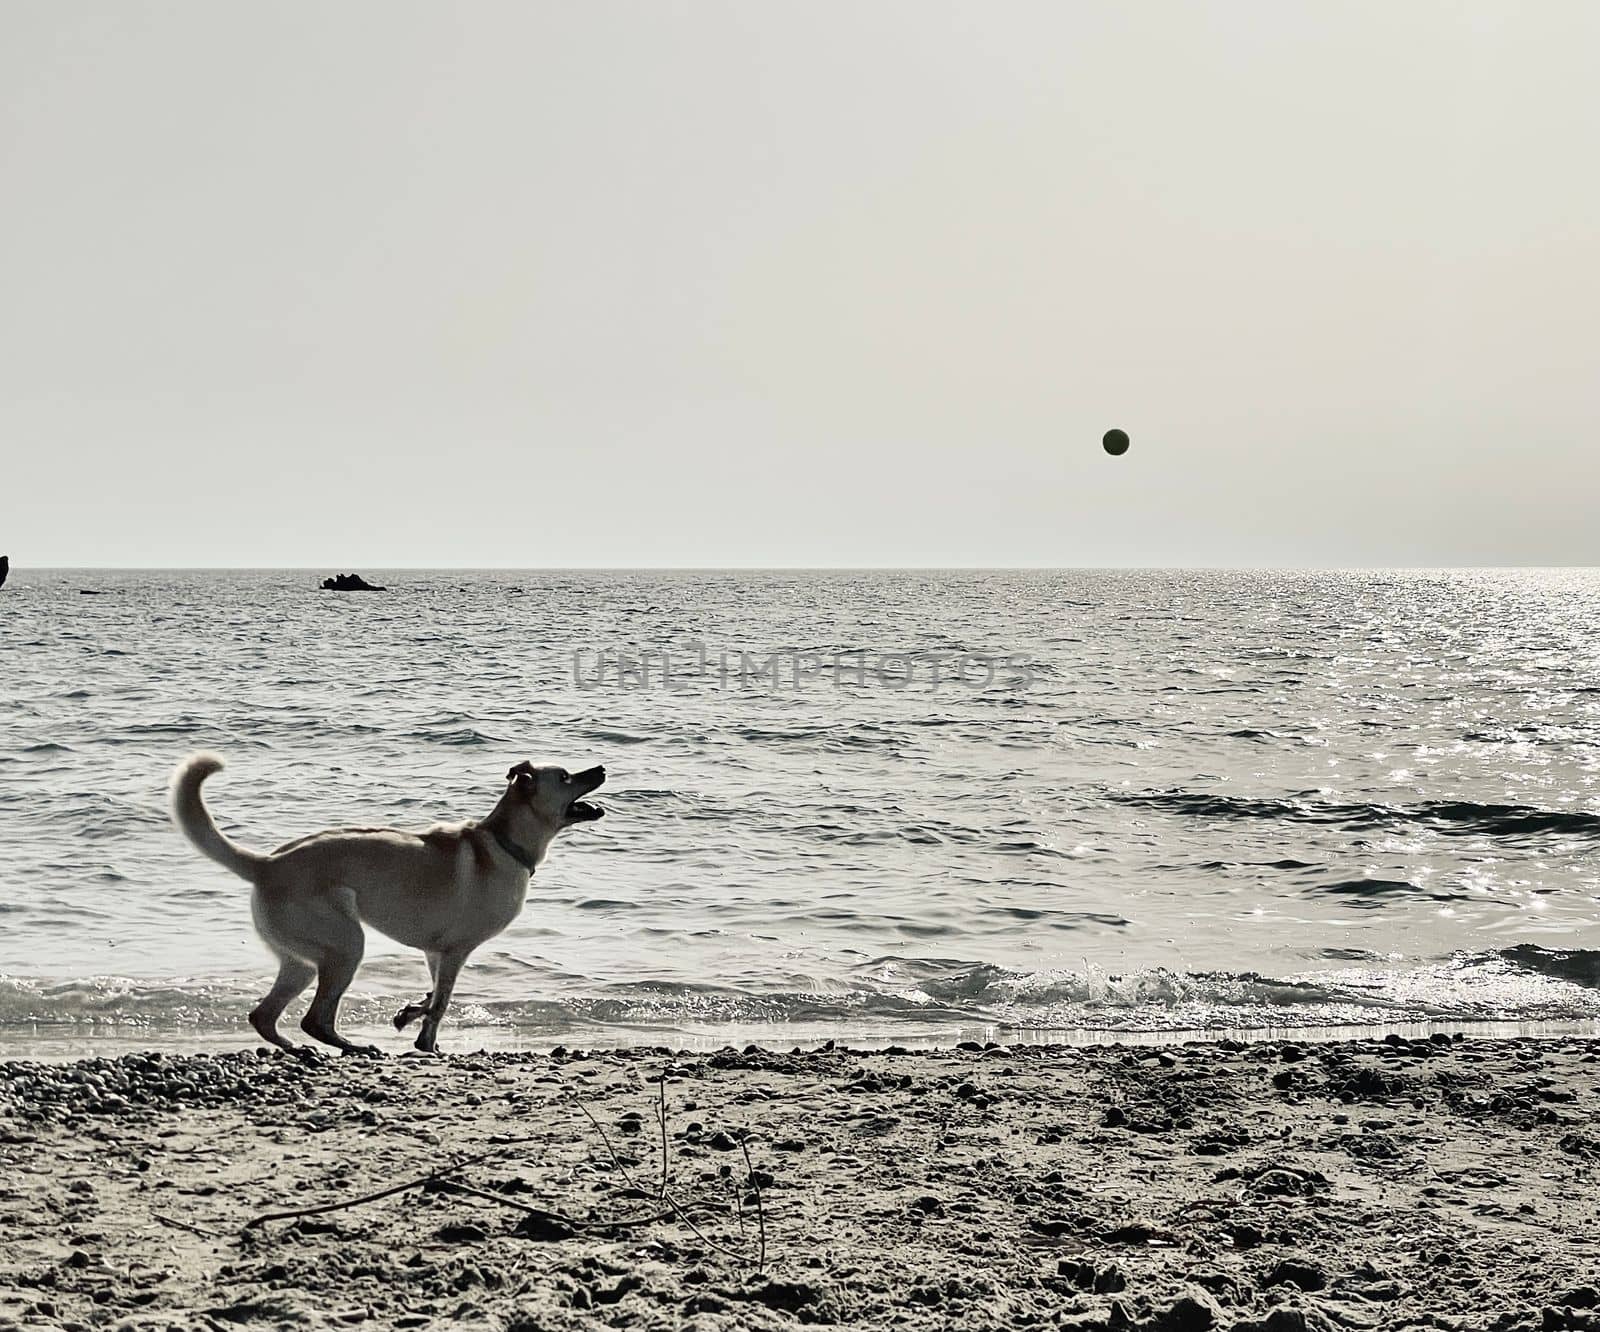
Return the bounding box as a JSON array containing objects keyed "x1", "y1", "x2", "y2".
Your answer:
[
  {"x1": 0, "y1": 554, "x2": 8, "y2": 588},
  {"x1": 320, "y1": 573, "x2": 386, "y2": 592}
]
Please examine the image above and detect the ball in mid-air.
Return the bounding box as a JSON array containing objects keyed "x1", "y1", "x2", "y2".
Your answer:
[{"x1": 1102, "y1": 428, "x2": 1130, "y2": 456}]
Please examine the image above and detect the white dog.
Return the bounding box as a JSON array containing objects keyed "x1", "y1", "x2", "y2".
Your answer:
[{"x1": 169, "y1": 753, "x2": 605, "y2": 1055}]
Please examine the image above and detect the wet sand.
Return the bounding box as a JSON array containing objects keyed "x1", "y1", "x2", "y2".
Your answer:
[{"x1": 4, "y1": 1034, "x2": 1600, "y2": 1331}]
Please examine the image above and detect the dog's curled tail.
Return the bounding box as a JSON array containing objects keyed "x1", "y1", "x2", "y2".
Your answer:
[{"x1": 169, "y1": 752, "x2": 265, "y2": 883}]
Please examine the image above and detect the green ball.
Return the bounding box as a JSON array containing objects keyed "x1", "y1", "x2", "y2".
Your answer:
[{"x1": 1102, "y1": 428, "x2": 1130, "y2": 456}]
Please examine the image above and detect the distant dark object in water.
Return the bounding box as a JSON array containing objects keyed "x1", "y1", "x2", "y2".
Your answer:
[
  {"x1": 1501, "y1": 944, "x2": 1600, "y2": 988},
  {"x1": 320, "y1": 573, "x2": 387, "y2": 592},
  {"x1": 1102, "y1": 428, "x2": 1130, "y2": 456},
  {"x1": 0, "y1": 555, "x2": 8, "y2": 589},
  {"x1": 79, "y1": 589, "x2": 103, "y2": 595},
  {"x1": 1115, "y1": 789, "x2": 1600, "y2": 839}
]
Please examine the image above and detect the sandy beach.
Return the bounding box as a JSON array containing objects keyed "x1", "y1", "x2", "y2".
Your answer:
[{"x1": 3, "y1": 1035, "x2": 1600, "y2": 1331}]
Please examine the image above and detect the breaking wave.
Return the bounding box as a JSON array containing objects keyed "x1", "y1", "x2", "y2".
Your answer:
[
  {"x1": 1114, "y1": 790, "x2": 1600, "y2": 840},
  {"x1": 7, "y1": 948, "x2": 1600, "y2": 1050}
]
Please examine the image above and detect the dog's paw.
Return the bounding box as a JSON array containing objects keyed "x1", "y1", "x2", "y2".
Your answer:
[
  {"x1": 394, "y1": 990, "x2": 435, "y2": 1031},
  {"x1": 342, "y1": 1044, "x2": 384, "y2": 1059}
]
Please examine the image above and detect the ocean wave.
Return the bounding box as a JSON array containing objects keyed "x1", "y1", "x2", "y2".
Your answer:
[
  {"x1": 418, "y1": 727, "x2": 504, "y2": 746},
  {"x1": 1307, "y1": 878, "x2": 1471, "y2": 907},
  {"x1": 1499, "y1": 945, "x2": 1600, "y2": 989},
  {"x1": 1115, "y1": 790, "x2": 1600, "y2": 840},
  {"x1": 8, "y1": 951, "x2": 1596, "y2": 1042}
]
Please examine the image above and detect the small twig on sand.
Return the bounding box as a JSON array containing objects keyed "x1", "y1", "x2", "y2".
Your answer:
[
  {"x1": 656, "y1": 1073, "x2": 670, "y2": 1201},
  {"x1": 730, "y1": 1168, "x2": 747, "y2": 1242},
  {"x1": 153, "y1": 1212, "x2": 224, "y2": 1239},
  {"x1": 433, "y1": 1179, "x2": 582, "y2": 1222},
  {"x1": 248, "y1": 1172, "x2": 439, "y2": 1230},
  {"x1": 739, "y1": 1136, "x2": 768, "y2": 1273},
  {"x1": 245, "y1": 1137, "x2": 542, "y2": 1231},
  {"x1": 441, "y1": 1178, "x2": 676, "y2": 1232},
  {"x1": 568, "y1": 1094, "x2": 643, "y2": 1192}
]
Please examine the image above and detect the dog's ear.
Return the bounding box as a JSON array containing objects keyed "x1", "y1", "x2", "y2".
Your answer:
[{"x1": 507, "y1": 761, "x2": 536, "y2": 787}]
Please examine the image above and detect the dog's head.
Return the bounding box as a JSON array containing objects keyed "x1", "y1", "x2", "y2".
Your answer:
[{"x1": 505, "y1": 761, "x2": 606, "y2": 830}]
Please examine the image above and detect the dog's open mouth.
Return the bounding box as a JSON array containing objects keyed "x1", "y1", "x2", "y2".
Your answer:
[{"x1": 565, "y1": 765, "x2": 606, "y2": 823}]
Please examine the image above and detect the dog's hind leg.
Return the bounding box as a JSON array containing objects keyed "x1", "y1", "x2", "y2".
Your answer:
[
  {"x1": 413, "y1": 948, "x2": 469, "y2": 1054},
  {"x1": 393, "y1": 950, "x2": 440, "y2": 1031},
  {"x1": 250, "y1": 957, "x2": 315, "y2": 1054},
  {"x1": 299, "y1": 912, "x2": 381, "y2": 1057}
]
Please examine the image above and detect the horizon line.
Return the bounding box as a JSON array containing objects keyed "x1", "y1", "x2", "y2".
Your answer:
[{"x1": 7, "y1": 563, "x2": 1599, "y2": 573}]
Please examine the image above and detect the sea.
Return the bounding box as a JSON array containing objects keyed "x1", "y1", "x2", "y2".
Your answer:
[{"x1": 3, "y1": 567, "x2": 1600, "y2": 1058}]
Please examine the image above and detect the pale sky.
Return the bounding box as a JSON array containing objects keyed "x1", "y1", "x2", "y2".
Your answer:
[{"x1": 2, "y1": 1, "x2": 1596, "y2": 567}]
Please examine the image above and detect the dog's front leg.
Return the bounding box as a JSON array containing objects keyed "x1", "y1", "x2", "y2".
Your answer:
[
  {"x1": 414, "y1": 948, "x2": 469, "y2": 1053},
  {"x1": 393, "y1": 993, "x2": 432, "y2": 1031}
]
